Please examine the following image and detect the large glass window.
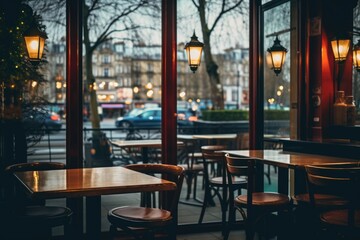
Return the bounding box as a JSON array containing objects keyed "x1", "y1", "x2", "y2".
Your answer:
[{"x1": 263, "y1": 1, "x2": 292, "y2": 140}]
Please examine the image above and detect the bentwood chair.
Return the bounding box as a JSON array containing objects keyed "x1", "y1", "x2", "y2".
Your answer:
[
  {"x1": 107, "y1": 163, "x2": 185, "y2": 240},
  {"x1": 224, "y1": 154, "x2": 291, "y2": 240},
  {"x1": 292, "y1": 174, "x2": 348, "y2": 239},
  {"x1": 198, "y1": 146, "x2": 247, "y2": 236},
  {"x1": 2, "y1": 162, "x2": 73, "y2": 239},
  {"x1": 305, "y1": 162, "x2": 360, "y2": 240},
  {"x1": 177, "y1": 140, "x2": 204, "y2": 206}
]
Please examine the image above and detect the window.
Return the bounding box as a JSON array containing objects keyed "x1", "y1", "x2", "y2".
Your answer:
[
  {"x1": 103, "y1": 55, "x2": 110, "y2": 64},
  {"x1": 104, "y1": 68, "x2": 109, "y2": 77},
  {"x1": 262, "y1": 0, "x2": 293, "y2": 139}
]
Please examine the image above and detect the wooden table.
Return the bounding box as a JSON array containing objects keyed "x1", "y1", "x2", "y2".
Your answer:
[
  {"x1": 178, "y1": 133, "x2": 237, "y2": 141},
  {"x1": 178, "y1": 133, "x2": 238, "y2": 150},
  {"x1": 110, "y1": 139, "x2": 184, "y2": 163},
  {"x1": 224, "y1": 150, "x2": 359, "y2": 194},
  {"x1": 13, "y1": 166, "x2": 176, "y2": 239}
]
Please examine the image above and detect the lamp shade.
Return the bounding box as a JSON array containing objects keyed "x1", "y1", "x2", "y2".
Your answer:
[
  {"x1": 353, "y1": 40, "x2": 360, "y2": 72},
  {"x1": 331, "y1": 37, "x2": 350, "y2": 62},
  {"x1": 184, "y1": 32, "x2": 204, "y2": 73},
  {"x1": 24, "y1": 25, "x2": 47, "y2": 62},
  {"x1": 267, "y1": 36, "x2": 287, "y2": 76}
]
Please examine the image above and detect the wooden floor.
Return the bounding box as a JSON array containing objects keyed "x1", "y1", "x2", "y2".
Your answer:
[{"x1": 48, "y1": 166, "x2": 278, "y2": 239}]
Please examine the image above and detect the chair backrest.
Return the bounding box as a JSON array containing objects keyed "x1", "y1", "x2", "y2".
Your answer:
[
  {"x1": 201, "y1": 145, "x2": 227, "y2": 179},
  {"x1": 305, "y1": 162, "x2": 360, "y2": 227},
  {"x1": 125, "y1": 163, "x2": 185, "y2": 214},
  {"x1": 225, "y1": 154, "x2": 256, "y2": 204},
  {"x1": 201, "y1": 145, "x2": 227, "y2": 161}
]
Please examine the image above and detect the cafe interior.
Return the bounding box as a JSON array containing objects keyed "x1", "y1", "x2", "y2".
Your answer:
[{"x1": 1, "y1": 0, "x2": 360, "y2": 239}]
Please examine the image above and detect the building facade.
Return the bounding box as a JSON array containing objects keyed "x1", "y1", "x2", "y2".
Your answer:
[{"x1": 45, "y1": 40, "x2": 249, "y2": 117}]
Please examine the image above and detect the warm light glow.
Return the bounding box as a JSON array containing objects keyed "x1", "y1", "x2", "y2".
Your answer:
[
  {"x1": 24, "y1": 36, "x2": 45, "y2": 60},
  {"x1": 56, "y1": 82, "x2": 62, "y2": 89},
  {"x1": 353, "y1": 40, "x2": 360, "y2": 72},
  {"x1": 278, "y1": 85, "x2": 284, "y2": 91},
  {"x1": 133, "y1": 86, "x2": 139, "y2": 93},
  {"x1": 277, "y1": 90, "x2": 282, "y2": 96},
  {"x1": 24, "y1": 25, "x2": 47, "y2": 63},
  {"x1": 146, "y1": 89, "x2": 154, "y2": 98},
  {"x1": 268, "y1": 98, "x2": 275, "y2": 104},
  {"x1": 31, "y1": 81, "x2": 37, "y2": 88},
  {"x1": 184, "y1": 31, "x2": 204, "y2": 73},
  {"x1": 196, "y1": 98, "x2": 201, "y2": 103},
  {"x1": 145, "y1": 82, "x2": 153, "y2": 89},
  {"x1": 179, "y1": 91, "x2": 186, "y2": 98},
  {"x1": 267, "y1": 36, "x2": 287, "y2": 76},
  {"x1": 331, "y1": 37, "x2": 350, "y2": 62}
]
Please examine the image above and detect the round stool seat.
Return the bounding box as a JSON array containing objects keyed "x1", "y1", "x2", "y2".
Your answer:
[{"x1": 235, "y1": 192, "x2": 290, "y2": 208}]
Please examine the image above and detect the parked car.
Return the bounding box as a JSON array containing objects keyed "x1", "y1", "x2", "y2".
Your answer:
[
  {"x1": 115, "y1": 108, "x2": 161, "y2": 129},
  {"x1": 177, "y1": 108, "x2": 198, "y2": 127},
  {"x1": 23, "y1": 109, "x2": 62, "y2": 132},
  {"x1": 123, "y1": 108, "x2": 145, "y2": 117},
  {"x1": 115, "y1": 107, "x2": 198, "y2": 129}
]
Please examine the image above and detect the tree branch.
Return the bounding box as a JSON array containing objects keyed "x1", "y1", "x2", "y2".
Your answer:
[{"x1": 209, "y1": 0, "x2": 243, "y2": 34}]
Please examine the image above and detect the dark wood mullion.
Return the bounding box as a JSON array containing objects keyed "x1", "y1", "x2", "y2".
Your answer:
[
  {"x1": 161, "y1": 0, "x2": 177, "y2": 166},
  {"x1": 66, "y1": 0, "x2": 83, "y2": 238}
]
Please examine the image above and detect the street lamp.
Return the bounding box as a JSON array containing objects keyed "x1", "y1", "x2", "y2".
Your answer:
[
  {"x1": 267, "y1": 36, "x2": 287, "y2": 76},
  {"x1": 236, "y1": 70, "x2": 240, "y2": 109},
  {"x1": 24, "y1": 24, "x2": 47, "y2": 64},
  {"x1": 184, "y1": 31, "x2": 204, "y2": 73}
]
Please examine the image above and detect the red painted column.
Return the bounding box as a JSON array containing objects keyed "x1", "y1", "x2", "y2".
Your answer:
[
  {"x1": 66, "y1": 0, "x2": 83, "y2": 168},
  {"x1": 66, "y1": 0, "x2": 83, "y2": 238},
  {"x1": 249, "y1": 0, "x2": 262, "y2": 150},
  {"x1": 161, "y1": 0, "x2": 177, "y2": 165}
]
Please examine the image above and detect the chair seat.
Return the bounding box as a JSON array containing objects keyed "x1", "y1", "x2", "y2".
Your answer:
[
  {"x1": 178, "y1": 163, "x2": 203, "y2": 172},
  {"x1": 293, "y1": 193, "x2": 347, "y2": 207},
  {"x1": 321, "y1": 209, "x2": 360, "y2": 228},
  {"x1": 11, "y1": 205, "x2": 73, "y2": 227},
  {"x1": 210, "y1": 176, "x2": 247, "y2": 186},
  {"x1": 235, "y1": 192, "x2": 290, "y2": 207},
  {"x1": 108, "y1": 206, "x2": 172, "y2": 227},
  {"x1": 189, "y1": 152, "x2": 203, "y2": 159}
]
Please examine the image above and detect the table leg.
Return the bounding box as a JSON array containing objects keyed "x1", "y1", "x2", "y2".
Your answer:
[
  {"x1": 142, "y1": 147, "x2": 149, "y2": 163},
  {"x1": 86, "y1": 196, "x2": 101, "y2": 240},
  {"x1": 66, "y1": 197, "x2": 83, "y2": 239},
  {"x1": 277, "y1": 167, "x2": 289, "y2": 195}
]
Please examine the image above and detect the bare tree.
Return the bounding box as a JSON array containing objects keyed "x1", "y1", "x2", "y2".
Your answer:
[
  {"x1": 29, "y1": 0, "x2": 159, "y2": 150},
  {"x1": 82, "y1": 0, "x2": 154, "y2": 133},
  {"x1": 190, "y1": 0, "x2": 245, "y2": 109}
]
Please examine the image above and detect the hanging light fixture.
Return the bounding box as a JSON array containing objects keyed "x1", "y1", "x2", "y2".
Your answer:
[
  {"x1": 353, "y1": 39, "x2": 360, "y2": 72},
  {"x1": 267, "y1": 36, "x2": 287, "y2": 76},
  {"x1": 184, "y1": 31, "x2": 204, "y2": 73},
  {"x1": 24, "y1": 24, "x2": 47, "y2": 63},
  {"x1": 330, "y1": 36, "x2": 350, "y2": 62}
]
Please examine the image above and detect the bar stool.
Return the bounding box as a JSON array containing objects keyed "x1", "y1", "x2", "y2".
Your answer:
[
  {"x1": 198, "y1": 145, "x2": 247, "y2": 235},
  {"x1": 2, "y1": 162, "x2": 73, "y2": 239}
]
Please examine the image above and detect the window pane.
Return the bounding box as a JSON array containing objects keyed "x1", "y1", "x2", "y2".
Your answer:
[{"x1": 263, "y1": 1, "x2": 291, "y2": 140}]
